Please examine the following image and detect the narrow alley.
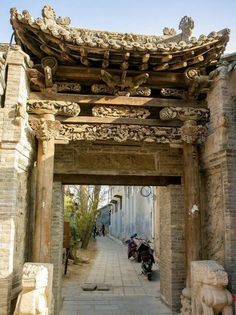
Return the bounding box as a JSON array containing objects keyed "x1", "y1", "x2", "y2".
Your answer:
[{"x1": 60, "y1": 237, "x2": 173, "y2": 315}]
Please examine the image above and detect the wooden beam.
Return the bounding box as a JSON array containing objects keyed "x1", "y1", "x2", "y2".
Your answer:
[
  {"x1": 30, "y1": 92, "x2": 204, "y2": 108},
  {"x1": 153, "y1": 63, "x2": 169, "y2": 71},
  {"x1": 54, "y1": 116, "x2": 182, "y2": 127},
  {"x1": 169, "y1": 61, "x2": 187, "y2": 70},
  {"x1": 139, "y1": 53, "x2": 150, "y2": 71},
  {"x1": 53, "y1": 174, "x2": 182, "y2": 186},
  {"x1": 102, "y1": 51, "x2": 110, "y2": 69},
  {"x1": 55, "y1": 65, "x2": 186, "y2": 88}
]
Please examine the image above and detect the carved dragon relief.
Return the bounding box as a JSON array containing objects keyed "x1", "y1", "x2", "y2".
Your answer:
[
  {"x1": 184, "y1": 67, "x2": 216, "y2": 98},
  {"x1": 160, "y1": 88, "x2": 188, "y2": 99},
  {"x1": 58, "y1": 123, "x2": 182, "y2": 144},
  {"x1": 91, "y1": 70, "x2": 151, "y2": 97},
  {"x1": 159, "y1": 107, "x2": 209, "y2": 122},
  {"x1": 92, "y1": 105, "x2": 150, "y2": 119},
  {"x1": 27, "y1": 100, "x2": 81, "y2": 116}
]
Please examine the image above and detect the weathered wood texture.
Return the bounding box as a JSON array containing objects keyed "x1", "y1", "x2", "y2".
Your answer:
[
  {"x1": 30, "y1": 92, "x2": 203, "y2": 108},
  {"x1": 32, "y1": 139, "x2": 55, "y2": 263},
  {"x1": 183, "y1": 143, "x2": 201, "y2": 287},
  {"x1": 54, "y1": 174, "x2": 181, "y2": 185}
]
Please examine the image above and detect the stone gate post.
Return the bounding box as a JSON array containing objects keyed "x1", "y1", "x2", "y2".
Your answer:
[
  {"x1": 201, "y1": 62, "x2": 236, "y2": 293},
  {"x1": 0, "y1": 46, "x2": 35, "y2": 315}
]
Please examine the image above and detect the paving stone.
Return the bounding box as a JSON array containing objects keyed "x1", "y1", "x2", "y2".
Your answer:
[
  {"x1": 60, "y1": 237, "x2": 172, "y2": 315},
  {"x1": 81, "y1": 283, "x2": 97, "y2": 291},
  {"x1": 96, "y1": 283, "x2": 110, "y2": 291}
]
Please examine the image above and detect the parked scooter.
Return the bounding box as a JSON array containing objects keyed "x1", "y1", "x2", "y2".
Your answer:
[
  {"x1": 137, "y1": 239, "x2": 155, "y2": 280},
  {"x1": 126, "y1": 233, "x2": 138, "y2": 260}
]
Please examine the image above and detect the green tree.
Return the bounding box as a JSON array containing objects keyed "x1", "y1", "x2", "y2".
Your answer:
[{"x1": 64, "y1": 185, "x2": 102, "y2": 249}]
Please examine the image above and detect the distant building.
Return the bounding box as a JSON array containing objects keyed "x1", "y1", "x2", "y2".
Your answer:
[
  {"x1": 96, "y1": 204, "x2": 112, "y2": 232},
  {"x1": 108, "y1": 186, "x2": 156, "y2": 242}
]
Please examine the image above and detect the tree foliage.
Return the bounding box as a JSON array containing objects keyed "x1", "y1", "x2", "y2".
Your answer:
[{"x1": 64, "y1": 185, "x2": 102, "y2": 249}]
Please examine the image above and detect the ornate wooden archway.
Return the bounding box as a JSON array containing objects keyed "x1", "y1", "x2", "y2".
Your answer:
[{"x1": 10, "y1": 4, "x2": 229, "y2": 305}]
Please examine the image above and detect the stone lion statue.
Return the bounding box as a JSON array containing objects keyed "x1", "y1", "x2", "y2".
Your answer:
[
  {"x1": 14, "y1": 263, "x2": 49, "y2": 315},
  {"x1": 191, "y1": 261, "x2": 233, "y2": 315}
]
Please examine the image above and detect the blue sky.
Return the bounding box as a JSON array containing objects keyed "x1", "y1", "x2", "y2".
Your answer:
[{"x1": 1, "y1": 0, "x2": 235, "y2": 53}]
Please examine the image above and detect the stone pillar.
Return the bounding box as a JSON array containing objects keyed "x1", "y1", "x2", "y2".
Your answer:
[
  {"x1": 201, "y1": 63, "x2": 236, "y2": 293},
  {"x1": 30, "y1": 115, "x2": 61, "y2": 263},
  {"x1": 0, "y1": 46, "x2": 35, "y2": 315}
]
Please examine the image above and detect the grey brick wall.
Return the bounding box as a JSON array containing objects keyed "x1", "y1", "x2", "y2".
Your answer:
[
  {"x1": 159, "y1": 185, "x2": 185, "y2": 311},
  {"x1": 52, "y1": 182, "x2": 64, "y2": 314}
]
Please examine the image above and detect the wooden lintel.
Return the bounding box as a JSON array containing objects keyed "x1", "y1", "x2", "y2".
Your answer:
[
  {"x1": 55, "y1": 116, "x2": 182, "y2": 127},
  {"x1": 53, "y1": 173, "x2": 182, "y2": 186},
  {"x1": 55, "y1": 66, "x2": 186, "y2": 88},
  {"x1": 29, "y1": 92, "x2": 204, "y2": 108}
]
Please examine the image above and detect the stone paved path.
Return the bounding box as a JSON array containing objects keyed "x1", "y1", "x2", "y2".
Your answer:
[{"x1": 60, "y1": 236, "x2": 173, "y2": 315}]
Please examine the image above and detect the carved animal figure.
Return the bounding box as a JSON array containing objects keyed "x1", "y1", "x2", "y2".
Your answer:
[
  {"x1": 191, "y1": 261, "x2": 233, "y2": 315},
  {"x1": 14, "y1": 264, "x2": 49, "y2": 315},
  {"x1": 199, "y1": 284, "x2": 232, "y2": 315}
]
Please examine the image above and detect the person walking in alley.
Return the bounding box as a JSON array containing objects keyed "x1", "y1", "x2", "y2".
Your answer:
[
  {"x1": 102, "y1": 224, "x2": 105, "y2": 236},
  {"x1": 93, "y1": 225, "x2": 97, "y2": 239}
]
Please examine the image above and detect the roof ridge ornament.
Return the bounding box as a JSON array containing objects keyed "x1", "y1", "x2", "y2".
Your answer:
[
  {"x1": 179, "y1": 16, "x2": 194, "y2": 41},
  {"x1": 42, "y1": 5, "x2": 56, "y2": 20},
  {"x1": 42, "y1": 5, "x2": 71, "y2": 26}
]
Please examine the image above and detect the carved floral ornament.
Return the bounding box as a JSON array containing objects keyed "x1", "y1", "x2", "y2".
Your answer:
[
  {"x1": 159, "y1": 106, "x2": 208, "y2": 144},
  {"x1": 180, "y1": 120, "x2": 207, "y2": 144},
  {"x1": 29, "y1": 118, "x2": 61, "y2": 154},
  {"x1": 92, "y1": 105, "x2": 150, "y2": 119},
  {"x1": 27, "y1": 100, "x2": 81, "y2": 116},
  {"x1": 29, "y1": 118, "x2": 61, "y2": 142}
]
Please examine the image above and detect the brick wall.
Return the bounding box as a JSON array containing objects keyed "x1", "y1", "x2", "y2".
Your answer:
[
  {"x1": 159, "y1": 185, "x2": 185, "y2": 311},
  {"x1": 52, "y1": 182, "x2": 64, "y2": 314},
  {"x1": 54, "y1": 142, "x2": 183, "y2": 177}
]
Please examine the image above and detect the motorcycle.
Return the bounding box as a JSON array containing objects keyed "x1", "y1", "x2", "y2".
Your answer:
[
  {"x1": 126, "y1": 233, "x2": 138, "y2": 260},
  {"x1": 137, "y1": 239, "x2": 155, "y2": 280}
]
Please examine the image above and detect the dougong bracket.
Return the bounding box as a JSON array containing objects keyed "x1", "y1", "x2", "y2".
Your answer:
[{"x1": 92, "y1": 70, "x2": 151, "y2": 97}]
